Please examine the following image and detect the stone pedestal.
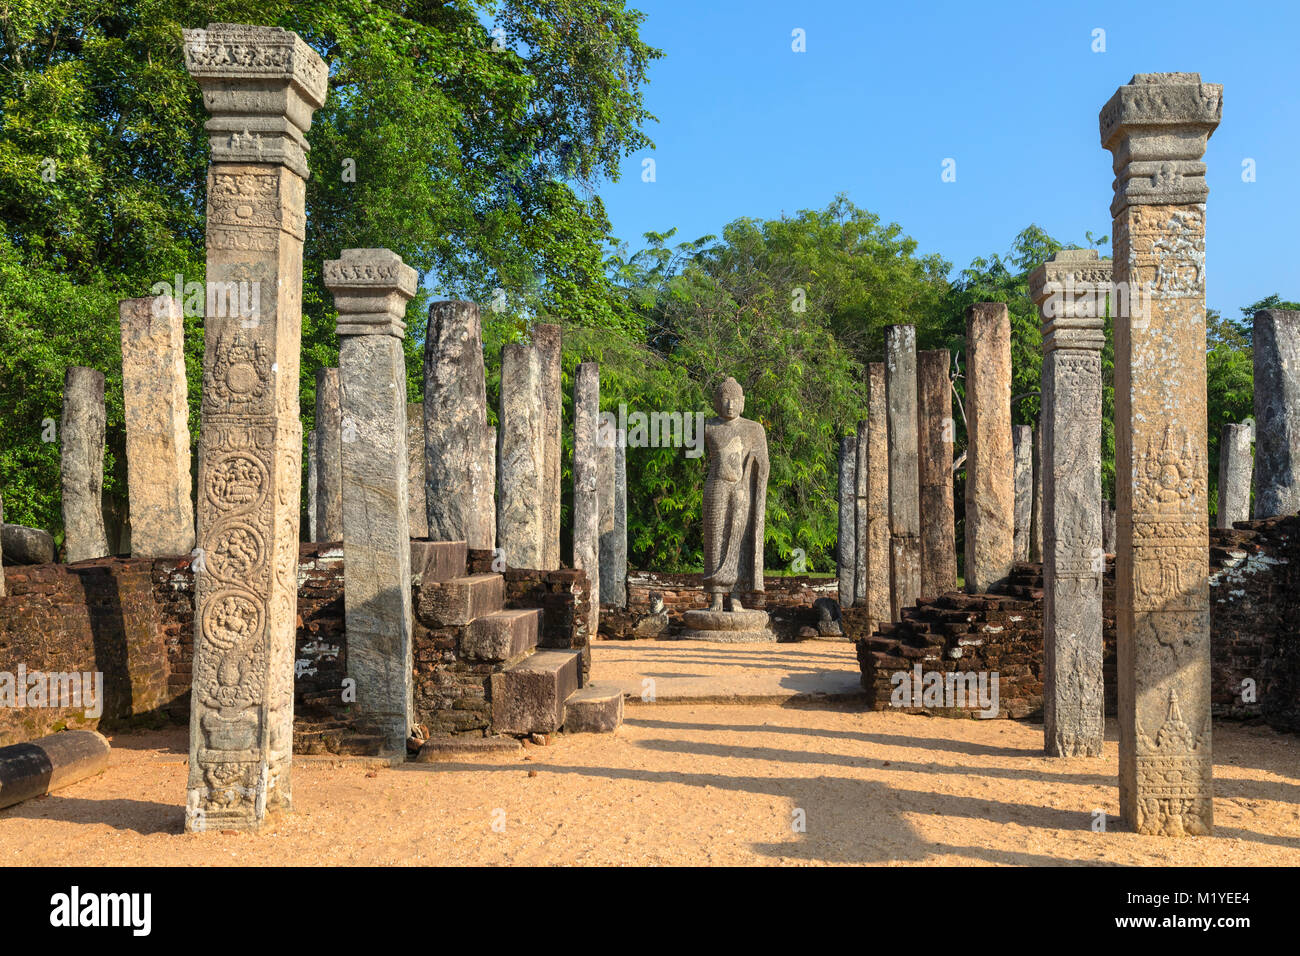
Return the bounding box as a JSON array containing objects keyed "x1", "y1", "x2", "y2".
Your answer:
[
  {"x1": 535, "y1": 324, "x2": 562, "y2": 570},
  {"x1": 327, "y1": 248, "x2": 417, "y2": 756},
  {"x1": 1012, "y1": 425, "x2": 1033, "y2": 562},
  {"x1": 407, "y1": 403, "x2": 428, "y2": 538},
  {"x1": 498, "y1": 343, "x2": 546, "y2": 569},
  {"x1": 864, "y1": 363, "x2": 891, "y2": 626},
  {"x1": 837, "y1": 434, "x2": 857, "y2": 608},
  {"x1": 573, "y1": 363, "x2": 601, "y2": 633},
  {"x1": 314, "y1": 367, "x2": 343, "y2": 542},
  {"x1": 1103, "y1": 72, "x2": 1219, "y2": 835},
  {"x1": 424, "y1": 301, "x2": 492, "y2": 549},
  {"x1": 183, "y1": 23, "x2": 326, "y2": 832},
  {"x1": 885, "y1": 325, "x2": 920, "y2": 618},
  {"x1": 680, "y1": 608, "x2": 775, "y2": 643},
  {"x1": 964, "y1": 303, "x2": 1014, "y2": 594},
  {"x1": 1031, "y1": 249, "x2": 1110, "y2": 758},
  {"x1": 1217, "y1": 423, "x2": 1252, "y2": 528},
  {"x1": 61, "y1": 367, "x2": 109, "y2": 563},
  {"x1": 120, "y1": 295, "x2": 194, "y2": 556},
  {"x1": 1252, "y1": 309, "x2": 1300, "y2": 518},
  {"x1": 918, "y1": 349, "x2": 955, "y2": 598}
]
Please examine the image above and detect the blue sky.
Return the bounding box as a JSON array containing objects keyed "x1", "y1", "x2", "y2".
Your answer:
[{"x1": 596, "y1": 0, "x2": 1299, "y2": 319}]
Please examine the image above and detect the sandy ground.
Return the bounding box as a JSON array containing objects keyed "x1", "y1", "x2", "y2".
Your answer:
[{"x1": 1, "y1": 705, "x2": 1296, "y2": 866}]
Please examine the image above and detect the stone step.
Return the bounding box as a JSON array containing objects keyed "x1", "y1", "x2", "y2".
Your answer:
[
  {"x1": 490, "y1": 649, "x2": 582, "y2": 736},
  {"x1": 563, "y1": 681, "x2": 624, "y2": 734},
  {"x1": 462, "y1": 608, "x2": 541, "y2": 662},
  {"x1": 418, "y1": 573, "x2": 504, "y2": 626},
  {"x1": 413, "y1": 735, "x2": 523, "y2": 761},
  {"x1": 410, "y1": 540, "x2": 468, "y2": 586}
]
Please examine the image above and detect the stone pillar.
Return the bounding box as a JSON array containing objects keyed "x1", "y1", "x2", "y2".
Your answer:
[
  {"x1": 61, "y1": 367, "x2": 108, "y2": 562},
  {"x1": 864, "y1": 363, "x2": 891, "y2": 626},
  {"x1": 837, "y1": 434, "x2": 857, "y2": 607},
  {"x1": 964, "y1": 303, "x2": 1014, "y2": 594},
  {"x1": 853, "y1": 419, "x2": 869, "y2": 605},
  {"x1": 600, "y1": 429, "x2": 628, "y2": 607},
  {"x1": 424, "y1": 301, "x2": 491, "y2": 548},
  {"x1": 406, "y1": 403, "x2": 428, "y2": 538},
  {"x1": 314, "y1": 368, "x2": 343, "y2": 542},
  {"x1": 917, "y1": 349, "x2": 956, "y2": 598},
  {"x1": 120, "y1": 295, "x2": 194, "y2": 556},
  {"x1": 498, "y1": 343, "x2": 546, "y2": 568},
  {"x1": 1102, "y1": 72, "x2": 1219, "y2": 835},
  {"x1": 1103, "y1": 500, "x2": 1116, "y2": 554},
  {"x1": 573, "y1": 362, "x2": 601, "y2": 633},
  {"x1": 1030, "y1": 249, "x2": 1110, "y2": 758},
  {"x1": 1012, "y1": 425, "x2": 1033, "y2": 562},
  {"x1": 1218, "y1": 423, "x2": 1253, "y2": 528},
  {"x1": 482, "y1": 425, "x2": 497, "y2": 549},
  {"x1": 884, "y1": 325, "x2": 921, "y2": 619},
  {"x1": 0, "y1": 493, "x2": 5, "y2": 597},
  {"x1": 183, "y1": 23, "x2": 326, "y2": 832},
  {"x1": 1252, "y1": 309, "x2": 1300, "y2": 518},
  {"x1": 326, "y1": 248, "x2": 417, "y2": 756},
  {"x1": 535, "y1": 324, "x2": 562, "y2": 569},
  {"x1": 1029, "y1": 424, "x2": 1044, "y2": 563},
  {"x1": 306, "y1": 430, "x2": 318, "y2": 542}
]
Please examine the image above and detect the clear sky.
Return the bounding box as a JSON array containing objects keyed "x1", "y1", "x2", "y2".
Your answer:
[{"x1": 597, "y1": 0, "x2": 1299, "y2": 319}]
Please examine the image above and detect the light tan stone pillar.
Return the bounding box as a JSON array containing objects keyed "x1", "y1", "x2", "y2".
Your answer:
[{"x1": 964, "y1": 303, "x2": 1013, "y2": 593}]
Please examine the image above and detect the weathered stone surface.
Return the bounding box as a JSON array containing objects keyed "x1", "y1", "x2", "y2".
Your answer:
[
  {"x1": 600, "y1": 430, "x2": 628, "y2": 607},
  {"x1": 853, "y1": 419, "x2": 869, "y2": 605},
  {"x1": 837, "y1": 434, "x2": 857, "y2": 608},
  {"x1": 885, "y1": 326, "x2": 921, "y2": 618},
  {"x1": 409, "y1": 540, "x2": 467, "y2": 585},
  {"x1": 1, "y1": 524, "x2": 55, "y2": 565},
  {"x1": 314, "y1": 367, "x2": 343, "y2": 542},
  {"x1": 680, "y1": 607, "x2": 775, "y2": 643},
  {"x1": 418, "y1": 574, "x2": 504, "y2": 627},
  {"x1": 498, "y1": 343, "x2": 546, "y2": 569},
  {"x1": 1218, "y1": 423, "x2": 1253, "y2": 528},
  {"x1": 0, "y1": 496, "x2": 4, "y2": 597},
  {"x1": 184, "y1": 22, "x2": 327, "y2": 832},
  {"x1": 1012, "y1": 425, "x2": 1033, "y2": 562},
  {"x1": 701, "y1": 377, "x2": 768, "y2": 610},
  {"x1": 964, "y1": 303, "x2": 1014, "y2": 594},
  {"x1": 1102, "y1": 72, "x2": 1219, "y2": 835},
  {"x1": 406, "y1": 403, "x2": 428, "y2": 538},
  {"x1": 61, "y1": 367, "x2": 108, "y2": 563},
  {"x1": 119, "y1": 295, "x2": 194, "y2": 556},
  {"x1": 535, "y1": 324, "x2": 562, "y2": 569},
  {"x1": 462, "y1": 608, "x2": 540, "y2": 662},
  {"x1": 1030, "y1": 248, "x2": 1110, "y2": 758},
  {"x1": 306, "y1": 430, "x2": 318, "y2": 542},
  {"x1": 0, "y1": 730, "x2": 110, "y2": 811},
  {"x1": 864, "y1": 363, "x2": 891, "y2": 625},
  {"x1": 424, "y1": 301, "x2": 492, "y2": 549},
  {"x1": 573, "y1": 363, "x2": 601, "y2": 633},
  {"x1": 481, "y1": 425, "x2": 496, "y2": 549},
  {"x1": 1029, "y1": 424, "x2": 1044, "y2": 562},
  {"x1": 918, "y1": 349, "x2": 956, "y2": 598},
  {"x1": 490, "y1": 649, "x2": 581, "y2": 735},
  {"x1": 327, "y1": 247, "x2": 418, "y2": 756},
  {"x1": 1252, "y1": 309, "x2": 1300, "y2": 518},
  {"x1": 563, "y1": 682, "x2": 624, "y2": 733},
  {"x1": 1103, "y1": 499, "x2": 1116, "y2": 553}
]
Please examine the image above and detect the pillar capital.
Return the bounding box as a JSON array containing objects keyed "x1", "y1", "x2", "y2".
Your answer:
[
  {"x1": 1028, "y1": 250, "x2": 1110, "y2": 352},
  {"x1": 324, "y1": 248, "x2": 418, "y2": 338},
  {"x1": 1099, "y1": 73, "x2": 1221, "y2": 217},
  {"x1": 183, "y1": 23, "x2": 328, "y2": 178}
]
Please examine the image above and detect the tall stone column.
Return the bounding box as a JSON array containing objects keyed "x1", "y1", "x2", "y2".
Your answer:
[
  {"x1": 853, "y1": 419, "x2": 869, "y2": 605},
  {"x1": 837, "y1": 434, "x2": 857, "y2": 607},
  {"x1": 1029, "y1": 424, "x2": 1044, "y2": 563},
  {"x1": 183, "y1": 23, "x2": 326, "y2": 832},
  {"x1": 864, "y1": 363, "x2": 891, "y2": 627},
  {"x1": 498, "y1": 343, "x2": 546, "y2": 568},
  {"x1": 482, "y1": 425, "x2": 497, "y2": 549},
  {"x1": 1252, "y1": 309, "x2": 1300, "y2": 518},
  {"x1": 1030, "y1": 249, "x2": 1110, "y2": 758},
  {"x1": 573, "y1": 363, "x2": 601, "y2": 632},
  {"x1": 0, "y1": 493, "x2": 6, "y2": 597},
  {"x1": 306, "y1": 430, "x2": 318, "y2": 542},
  {"x1": 61, "y1": 367, "x2": 108, "y2": 562},
  {"x1": 424, "y1": 301, "x2": 491, "y2": 548},
  {"x1": 314, "y1": 367, "x2": 343, "y2": 541},
  {"x1": 1102, "y1": 72, "x2": 1219, "y2": 835},
  {"x1": 326, "y1": 248, "x2": 417, "y2": 756},
  {"x1": 917, "y1": 349, "x2": 956, "y2": 598},
  {"x1": 1218, "y1": 423, "x2": 1253, "y2": 528},
  {"x1": 1012, "y1": 425, "x2": 1033, "y2": 562},
  {"x1": 406, "y1": 403, "x2": 428, "y2": 538},
  {"x1": 120, "y1": 295, "x2": 194, "y2": 556},
  {"x1": 964, "y1": 303, "x2": 1014, "y2": 594},
  {"x1": 535, "y1": 324, "x2": 562, "y2": 569},
  {"x1": 1103, "y1": 500, "x2": 1116, "y2": 554},
  {"x1": 884, "y1": 325, "x2": 920, "y2": 619},
  {"x1": 574, "y1": 366, "x2": 603, "y2": 634},
  {"x1": 600, "y1": 430, "x2": 628, "y2": 607}
]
